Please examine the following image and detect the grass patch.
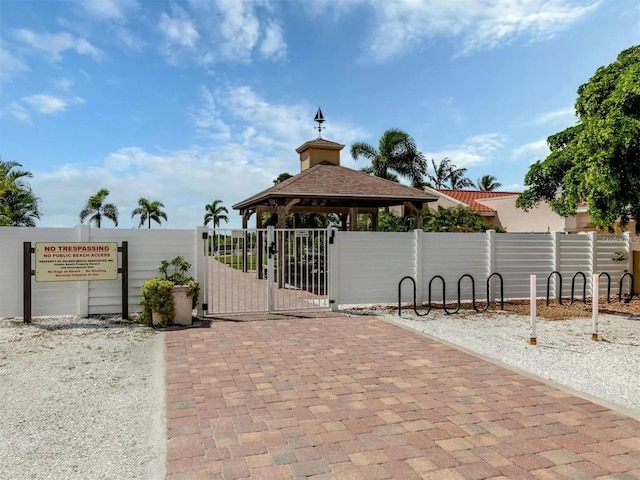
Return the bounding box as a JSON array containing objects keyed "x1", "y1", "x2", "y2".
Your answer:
[{"x1": 216, "y1": 255, "x2": 258, "y2": 271}]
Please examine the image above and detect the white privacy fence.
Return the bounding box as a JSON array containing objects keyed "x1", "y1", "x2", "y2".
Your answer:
[
  {"x1": 329, "y1": 230, "x2": 634, "y2": 307},
  {"x1": 0, "y1": 226, "x2": 205, "y2": 318},
  {"x1": 0, "y1": 226, "x2": 634, "y2": 318}
]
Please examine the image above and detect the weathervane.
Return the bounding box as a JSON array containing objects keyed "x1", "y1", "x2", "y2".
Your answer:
[{"x1": 314, "y1": 107, "x2": 325, "y2": 138}]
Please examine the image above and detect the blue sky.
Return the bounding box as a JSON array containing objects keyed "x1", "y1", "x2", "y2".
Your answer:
[{"x1": 1, "y1": 0, "x2": 638, "y2": 229}]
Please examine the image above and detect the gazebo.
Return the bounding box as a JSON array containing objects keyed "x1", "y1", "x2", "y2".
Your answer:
[{"x1": 233, "y1": 129, "x2": 437, "y2": 230}]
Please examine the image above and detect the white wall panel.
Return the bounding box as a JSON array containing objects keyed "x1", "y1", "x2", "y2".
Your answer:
[
  {"x1": 422, "y1": 233, "x2": 488, "y2": 303},
  {"x1": 335, "y1": 232, "x2": 415, "y2": 305}
]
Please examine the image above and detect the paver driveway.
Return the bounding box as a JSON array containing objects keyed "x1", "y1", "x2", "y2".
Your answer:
[{"x1": 165, "y1": 313, "x2": 640, "y2": 479}]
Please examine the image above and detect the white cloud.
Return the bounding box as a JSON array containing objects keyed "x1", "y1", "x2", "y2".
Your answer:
[
  {"x1": 23, "y1": 95, "x2": 69, "y2": 114},
  {"x1": 7, "y1": 102, "x2": 31, "y2": 123},
  {"x1": 7, "y1": 94, "x2": 85, "y2": 122},
  {"x1": 512, "y1": 138, "x2": 550, "y2": 164},
  {"x1": 158, "y1": 0, "x2": 286, "y2": 65},
  {"x1": 77, "y1": 0, "x2": 139, "y2": 20},
  {"x1": 114, "y1": 26, "x2": 146, "y2": 52},
  {"x1": 217, "y1": 85, "x2": 367, "y2": 160},
  {"x1": 189, "y1": 86, "x2": 232, "y2": 140},
  {"x1": 31, "y1": 146, "x2": 276, "y2": 228},
  {"x1": 530, "y1": 106, "x2": 577, "y2": 125},
  {"x1": 424, "y1": 133, "x2": 506, "y2": 167},
  {"x1": 13, "y1": 29, "x2": 103, "y2": 61},
  {"x1": 0, "y1": 47, "x2": 28, "y2": 82},
  {"x1": 259, "y1": 21, "x2": 286, "y2": 60},
  {"x1": 312, "y1": 0, "x2": 600, "y2": 61},
  {"x1": 53, "y1": 77, "x2": 74, "y2": 90},
  {"x1": 216, "y1": 0, "x2": 261, "y2": 60},
  {"x1": 159, "y1": 11, "x2": 199, "y2": 48}
]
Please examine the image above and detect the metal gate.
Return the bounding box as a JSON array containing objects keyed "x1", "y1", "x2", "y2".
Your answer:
[{"x1": 203, "y1": 227, "x2": 330, "y2": 315}]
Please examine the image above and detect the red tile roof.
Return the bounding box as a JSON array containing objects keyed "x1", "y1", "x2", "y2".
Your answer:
[{"x1": 437, "y1": 189, "x2": 520, "y2": 213}]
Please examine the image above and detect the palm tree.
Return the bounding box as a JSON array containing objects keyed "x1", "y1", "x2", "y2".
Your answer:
[
  {"x1": 132, "y1": 197, "x2": 167, "y2": 228},
  {"x1": 79, "y1": 188, "x2": 119, "y2": 228},
  {"x1": 426, "y1": 158, "x2": 474, "y2": 190},
  {"x1": 0, "y1": 158, "x2": 32, "y2": 197},
  {"x1": 0, "y1": 187, "x2": 41, "y2": 226},
  {"x1": 448, "y1": 166, "x2": 474, "y2": 189},
  {"x1": 351, "y1": 128, "x2": 426, "y2": 187},
  {"x1": 204, "y1": 200, "x2": 229, "y2": 230},
  {"x1": 476, "y1": 175, "x2": 502, "y2": 191},
  {"x1": 426, "y1": 158, "x2": 453, "y2": 188}
]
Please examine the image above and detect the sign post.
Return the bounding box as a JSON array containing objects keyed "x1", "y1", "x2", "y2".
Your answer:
[{"x1": 23, "y1": 241, "x2": 128, "y2": 323}]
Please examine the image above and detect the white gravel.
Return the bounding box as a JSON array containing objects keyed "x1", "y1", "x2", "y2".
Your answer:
[
  {"x1": 342, "y1": 306, "x2": 640, "y2": 416},
  {"x1": 0, "y1": 316, "x2": 165, "y2": 480}
]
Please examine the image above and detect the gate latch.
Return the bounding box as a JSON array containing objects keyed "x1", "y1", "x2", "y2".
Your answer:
[{"x1": 268, "y1": 241, "x2": 277, "y2": 258}]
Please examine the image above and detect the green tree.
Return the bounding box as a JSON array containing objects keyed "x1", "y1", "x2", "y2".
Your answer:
[
  {"x1": 79, "y1": 188, "x2": 119, "y2": 228},
  {"x1": 422, "y1": 206, "x2": 505, "y2": 232},
  {"x1": 204, "y1": 200, "x2": 229, "y2": 230},
  {"x1": 0, "y1": 187, "x2": 41, "y2": 226},
  {"x1": 273, "y1": 172, "x2": 293, "y2": 185},
  {"x1": 0, "y1": 158, "x2": 32, "y2": 196},
  {"x1": 0, "y1": 158, "x2": 40, "y2": 227},
  {"x1": 377, "y1": 211, "x2": 411, "y2": 232},
  {"x1": 426, "y1": 158, "x2": 473, "y2": 189},
  {"x1": 426, "y1": 158, "x2": 452, "y2": 188},
  {"x1": 517, "y1": 45, "x2": 640, "y2": 232},
  {"x1": 447, "y1": 166, "x2": 474, "y2": 189},
  {"x1": 132, "y1": 198, "x2": 167, "y2": 228},
  {"x1": 476, "y1": 174, "x2": 502, "y2": 191},
  {"x1": 351, "y1": 128, "x2": 427, "y2": 187}
]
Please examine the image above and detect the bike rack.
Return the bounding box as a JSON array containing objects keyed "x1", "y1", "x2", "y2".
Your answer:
[
  {"x1": 449, "y1": 274, "x2": 479, "y2": 314},
  {"x1": 618, "y1": 272, "x2": 635, "y2": 302},
  {"x1": 546, "y1": 271, "x2": 563, "y2": 306},
  {"x1": 397, "y1": 276, "x2": 428, "y2": 317},
  {"x1": 598, "y1": 272, "x2": 611, "y2": 303},
  {"x1": 428, "y1": 275, "x2": 453, "y2": 314},
  {"x1": 479, "y1": 272, "x2": 504, "y2": 312},
  {"x1": 570, "y1": 271, "x2": 587, "y2": 304},
  {"x1": 399, "y1": 273, "x2": 505, "y2": 316}
]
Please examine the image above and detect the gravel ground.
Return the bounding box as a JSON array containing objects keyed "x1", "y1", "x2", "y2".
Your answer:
[
  {"x1": 0, "y1": 316, "x2": 165, "y2": 480},
  {"x1": 342, "y1": 306, "x2": 640, "y2": 416}
]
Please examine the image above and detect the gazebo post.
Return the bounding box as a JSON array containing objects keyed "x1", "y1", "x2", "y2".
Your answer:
[
  {"x1": 349, "y1": 208, "x2": 358, "y2": 231},
  {"x1": 242, "y1": 211, "x2": 251, "y2": 272},
  {"x1": 371, "y1": 210, "x2": 379, "y2": 231},
  {"x1": 257, "y1": 208, "x2": 265, "y2": 279}
]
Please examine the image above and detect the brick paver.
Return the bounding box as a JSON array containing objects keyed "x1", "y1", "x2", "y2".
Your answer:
[{"x1": 165, "y1": 314, "x2": 640, "y2": 479}]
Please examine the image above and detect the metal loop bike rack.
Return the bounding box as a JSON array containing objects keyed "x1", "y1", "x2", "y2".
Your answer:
[
  {"x1": 397, "y1": 276, "x2": 429, "y2": 317},
  {"x1": 429, "y1": 275, "x2": 453, "y2": 314},
  {"x1": 598, "y1": 272, "x2": 611, "y2": 303},
  {"x1": 546, "y1": 271, "x2": 563, "y2": 306},
  {"x1": 479, "y1": 272, "x2": 504, "y2": 312},
  {"x1": 570, "y1": 271, "x2": 587, "y2": 304},
  {"x1": 449, "y1": 274, "x2": 478, "y2": 314},
  {"x1": 399, "y1": 273, "x2": 505, "y2": 316},
  {"x1": 619, "y1": 272, "x2": 634, "y2": 302}
]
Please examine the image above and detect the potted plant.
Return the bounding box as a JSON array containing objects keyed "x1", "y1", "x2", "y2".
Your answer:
[{"x1": 141, "y1": 256, "x2": 199, "y2": 327}]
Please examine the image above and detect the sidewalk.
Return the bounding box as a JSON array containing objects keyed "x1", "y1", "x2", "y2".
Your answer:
[{"x1": 165, "y1": 313, "x2": 640, "y2": 479}]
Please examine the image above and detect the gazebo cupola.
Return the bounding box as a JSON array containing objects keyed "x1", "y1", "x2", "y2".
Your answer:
[{"x1": 296, "y1": 108, "x2": 345, "y2": 171}]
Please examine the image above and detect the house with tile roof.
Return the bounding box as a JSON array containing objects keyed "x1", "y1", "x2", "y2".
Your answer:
[{"x1": 424, "y1": 187, "x2": 599, "y2": 233}]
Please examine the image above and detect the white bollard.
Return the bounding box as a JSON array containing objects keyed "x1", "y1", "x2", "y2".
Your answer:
[
  {"x1": 592, "y1": 274, "x2": 599, "y2": 341},
  {"x1": 530, "y1": 274, "x2": 537, "y2": 345}
]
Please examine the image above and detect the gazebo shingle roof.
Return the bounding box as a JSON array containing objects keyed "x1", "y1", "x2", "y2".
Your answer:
[{"x1": 233, "y1": 163, "x2": 437, "y2": 210}]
